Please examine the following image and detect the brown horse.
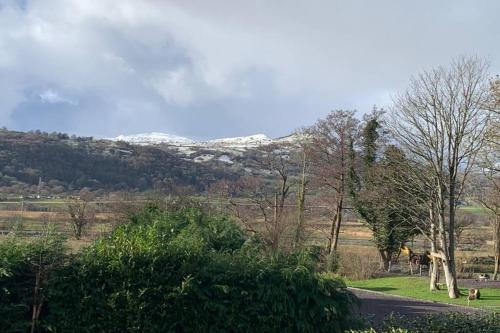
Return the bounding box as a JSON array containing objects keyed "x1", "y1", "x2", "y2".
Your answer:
[{"x1": 401, "y1": 246, "x2": 431, "y2": 275}]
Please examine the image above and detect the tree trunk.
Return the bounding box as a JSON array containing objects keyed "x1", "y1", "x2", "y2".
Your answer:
[
  {"x1": 446, "y1": 184, "x2": 460, "y2": 298},
  {"x1": 429, "y1": 256, "x2": 440, "y2": 290},
  {"x1": 438, "y1": 238, "x2": 460, "y2": 297},
  {"x1": 294, "y1": 152, "x2": 307, "y2": 249},
  {"x1": 330, "y1": 197, "x2": 343, "y2": 253},
  {"x1": 295, "y1": 189, "x2": 305, "y2": 248},
  {"x1": 437, "y1": 185, "x2": 460, "y2": 298},
  {"x1": 494, "y1": 253, "x2": 499, "y2": 281},
  {"x1": 330, "y1": 148, "x2": 345, "y2": 253},
  {"x1": 494, "y1": 216, "x2": 500, "y2": 280},
  {"x1": 378, "y1": 250, "x2": 392, "y2": 272},
  {"x1": 429, "y1": 205, "x2": 440, "y2": 291},
  {"x1": 272, "y1": 193, "x2": 279, "y2": 250},
  {"x1": 441, "y1": 257, "x2": 459, "y2": 298}
]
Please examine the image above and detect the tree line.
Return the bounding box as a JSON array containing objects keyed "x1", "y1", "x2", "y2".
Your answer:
[{"x1": 212, "y1": 56, "x2": 499, "y2": 298}]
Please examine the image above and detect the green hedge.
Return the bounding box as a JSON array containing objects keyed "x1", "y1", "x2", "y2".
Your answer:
[
  {"x1": 349, "y1": 313, "x2": 500, "y2": 333},
  {"x1": 0, "y1": 229, "x2": 65, "y2": 333},
  {"x1": 45, "y1": 206, "x2": 357, "y2": 332}
]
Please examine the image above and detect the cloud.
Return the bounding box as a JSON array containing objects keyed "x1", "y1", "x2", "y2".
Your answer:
[
  {"x1": 39, "y1": 89, "x2": 77, "y2": 105},
  {"x1": 0, "y1": 0, "x2": 499, "y2": 138}
]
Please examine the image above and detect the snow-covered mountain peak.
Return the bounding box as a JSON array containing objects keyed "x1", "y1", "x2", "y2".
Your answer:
[
  {"x1": 207, "y1": 134, "x2": 272, "y2": 147},
  {"x1": 110, "y1": 132, "x2": 194, "y2": 145},
  {"x1": 107, "y1": 132, "x2": 301, "y2": 150}
]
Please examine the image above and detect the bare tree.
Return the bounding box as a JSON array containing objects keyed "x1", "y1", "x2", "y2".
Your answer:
[
  {"x1": 490, "y1": 76, "x2": 500, "y2": 114},
  {"x1": 474, "y1": 116, "x2": 500, "y2": 279},
  {"x1": 262, "y1": 143, "x2": 292, "y2": 227},
  {"x1": 389, "y1": 56, "x2": 494, "y2": 298},
  {"x1": 388, "y1": 158, "x2": 443, "y2": 290},
  {"x1": 292, "y1": 131, "x2": 311, "y2": 248},
  {"x1": 207, "y1": 179, "x2": 233, "y2": 215},
  {"x1": 67, "y1": 190, "x2": 96, "y2": 239},
  {"x1": 225, "y1": 144, "x2": 295, "y2": 250},
  {"x1": 307, "y1": 110, "x2": 359, "y2": 253}
]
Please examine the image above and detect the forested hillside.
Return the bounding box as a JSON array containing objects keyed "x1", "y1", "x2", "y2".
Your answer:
[{"x1": 0, "y1": 129, "x2": 237, "y2": 195}]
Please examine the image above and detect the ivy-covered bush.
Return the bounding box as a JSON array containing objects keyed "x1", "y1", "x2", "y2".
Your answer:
[{"x1": 46, "y1": 206, "x2": 357, "y2": 332}]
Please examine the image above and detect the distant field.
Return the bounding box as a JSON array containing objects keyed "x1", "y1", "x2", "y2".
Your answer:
[
  {"x1": 458, "y1": 205, "x2": 491, "y2": 215},
  {"x1": 349, "y1": 276, "x2": 500, "y2": 311},
  {"x1": 0, "y1": 200, "x2": 495, "y2": 260}
]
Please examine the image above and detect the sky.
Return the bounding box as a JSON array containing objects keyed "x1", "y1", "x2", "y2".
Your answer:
[{"x1": 0, "y1": 0, "x2": 499, "y2": 139}]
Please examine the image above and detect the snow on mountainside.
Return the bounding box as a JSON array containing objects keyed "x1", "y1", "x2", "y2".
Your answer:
[
  {"x1": 207, "y1": 134, "x2": 272, "y2": 147},
  {"x1": 109, "y1": 132, "x2": 277, "y2": 148},
  {"x1": 108, "y1": 132, "x2": 302, "y2": 169},
  {"x1": 110, "y1": 132, "x2": 194, "y2": 145}
]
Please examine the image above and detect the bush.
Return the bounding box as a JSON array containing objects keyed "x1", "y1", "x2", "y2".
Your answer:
[
  {"x1": 46, "y1": 206, "x2": 357, "y2": 332},
  {"x1": 0, "y1": 228, "x2": 66, "y2": 333},
  {"x1": 349, "y1": 313, "x2": 500, "y2": 333}
]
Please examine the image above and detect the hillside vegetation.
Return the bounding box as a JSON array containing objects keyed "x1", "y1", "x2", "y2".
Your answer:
[{"x1": 0, "y1": 129, "x2": 238, "y2": 195}]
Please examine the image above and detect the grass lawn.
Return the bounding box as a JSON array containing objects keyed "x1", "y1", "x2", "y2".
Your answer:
[{"x1": 348, "y1": 276, "x2": 500, "y2": 311}]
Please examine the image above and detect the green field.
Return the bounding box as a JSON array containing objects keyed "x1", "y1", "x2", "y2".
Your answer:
[
  {"x1": 348, "y1": 276, "x2": 500, "y2": 311},
  {"x1": 458, "y1": 205, "x2": 491, "y2": 215}
]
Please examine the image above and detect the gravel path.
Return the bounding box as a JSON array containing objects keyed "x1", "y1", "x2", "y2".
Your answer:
[{"x1": 349, "y1": 287, "x2": 484, "y2": 326}]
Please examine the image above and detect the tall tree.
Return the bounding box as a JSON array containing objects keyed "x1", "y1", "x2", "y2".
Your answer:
[
  {"x1": 350, "y1": 113, "x2": 422, "y2": 271},
  {"x1": 474, "y1": 86, "x2": 500, "y2": 279},
  {"x1": 293, "y1": 131, "x2": 311, "y2": 249},
  {"x1": 228, "y1": 143, "x2": 295, "y2": 251},
  {"x1": 307, "y1": 110, "x2": 358, "y2": 253},
  {"x1": 390, "y1": 56, "x2": 494, "y2": 298}
]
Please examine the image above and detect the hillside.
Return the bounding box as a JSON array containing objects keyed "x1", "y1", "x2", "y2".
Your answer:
[{"x1": 0, "y1": 129, "x2": 246, "y2": 196}]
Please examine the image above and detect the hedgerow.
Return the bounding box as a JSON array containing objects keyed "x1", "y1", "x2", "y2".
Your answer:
[
  {"x1": 0, "y1": 227, "x2": 65, "y2": 333},
  {"x1": 45, "y1": 206, "x2": 357, "y2": 332},
  {"x1": 349, "y1": 312, "x2": 500, "y2": 333}
]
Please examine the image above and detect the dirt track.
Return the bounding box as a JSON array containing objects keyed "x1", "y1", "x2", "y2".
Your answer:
[{"x1": 349, "y1": 287, "x2": 484, "y2": 326}]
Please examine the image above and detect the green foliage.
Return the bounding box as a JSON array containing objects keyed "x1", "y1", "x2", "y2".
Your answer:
[
  {"x1": 350, "y1": 115, "x2": 423, "y2": 268},
  {"x1": 0, "y1": 129, "x2": 236, "y2": 193},
  {"x1": 325, "y1": 251, "x2": 341, "y2": 273},
  {"x1": 0, "y1": 227, "x2": 66, "y2": 332},
  {"x1": 350, "y1": 313, "x2": 500, "y2": 333},
  {"x1": 361, "y1": 115, "x2": 380, "y2": 167},
  {"x1": 46, "y1": 207, "x2": 357, "y2": 332}
]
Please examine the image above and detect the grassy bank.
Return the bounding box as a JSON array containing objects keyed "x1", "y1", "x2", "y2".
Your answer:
[{"x1": 348, "y1": 276, "x2": 500, "y2": 311}]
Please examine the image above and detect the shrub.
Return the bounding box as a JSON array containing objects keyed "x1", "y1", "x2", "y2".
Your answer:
[
  {"x1": 349, "y1": 313, "x2": 500, "y2": 333},
  {"x1": 0, "y1": 227, "x2": 66, "y2": 333},
  {"x1": 46, "y1": 206, "x2": 357, "y2": 332}
]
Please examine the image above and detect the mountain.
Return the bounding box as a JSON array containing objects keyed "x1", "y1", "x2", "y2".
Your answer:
[
  {"x1": 207, "y1": 134, "x2": 272, "y2": 147},
  {"x1": 108, "y1": 132, "x2": 302, "y2": 169},
  {"x1": 0, "y1": 129, "x2": 238, "y2": 196},
  {"x1": 0, "y1": 129, "x2": 301, "y2": 196},
  {"x1": 108, "y1": 132, "x2": 273, "y2": 148},
  {"x1": 110, "y1": 132, "x2": 194, "y2": 145}
]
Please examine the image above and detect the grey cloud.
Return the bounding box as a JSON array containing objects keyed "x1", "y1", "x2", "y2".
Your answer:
[{"x1": 0, "y1": 0, "x2": 499, "y2": 139}]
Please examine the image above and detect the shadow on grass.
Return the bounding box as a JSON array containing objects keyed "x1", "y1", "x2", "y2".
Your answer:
[
  {"x1": 364, "y1": 287, "x2": 398, "y2": 292},
  {"x1": 480, "y1": 295, "x2": 500, "y2": 300}
]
